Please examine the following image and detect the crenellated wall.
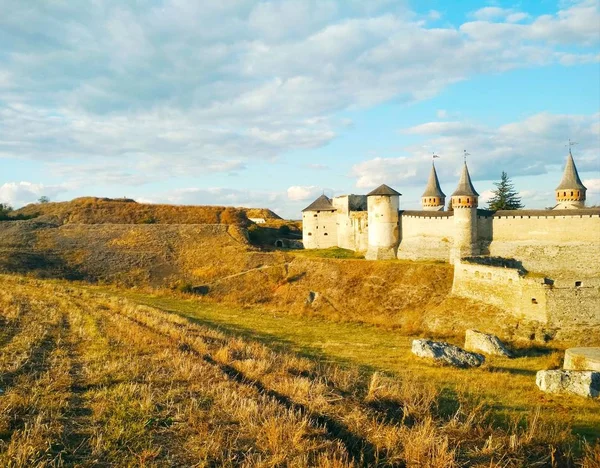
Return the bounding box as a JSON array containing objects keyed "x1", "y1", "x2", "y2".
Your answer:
[
  {"x1": 397, "y1": 211, "x2": 453, "y2": 261},
  {"x1": 478, "y1": 209, "x2": 600, "y2": 277},
  {"x1": 306, "y1": 205, "x2": 600, "y2": 280}
]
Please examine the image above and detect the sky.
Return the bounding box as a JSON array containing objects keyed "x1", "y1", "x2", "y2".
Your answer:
[{"x1": 1, "y1": 0, "x2": 599, "y2": 218}]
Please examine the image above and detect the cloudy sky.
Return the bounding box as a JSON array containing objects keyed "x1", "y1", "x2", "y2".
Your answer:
[{"x1": 1, "y1": 0, "x2": 599, "y2": 218}]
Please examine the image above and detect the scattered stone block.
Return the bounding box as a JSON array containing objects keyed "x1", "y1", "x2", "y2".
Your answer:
[
  {"x1": 411, "y1": 339, "x2": 485, "y2": 368},
  {"x1": 536, "y1": 370, "x2": 599, "y2": 398},
  {"x1": 563, "y1": 347, "x2": 600, "y2": 372},
  {"x1": 464, "y1": 329, "x2": 513, "y2": 357}
]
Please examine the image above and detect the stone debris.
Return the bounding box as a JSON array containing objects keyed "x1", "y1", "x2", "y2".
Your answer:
[
  {"x1": 563, "y1": 347, "x2": 600, "y2": 372},
  {"x1": 411, "y1": 339, "x2": 485, "y2": 368},
  {"x1": 464, "y1": 329, "x2": 513, "y2": 357},
  {"x1": 536, "y1": 370, "x2": 599, "y2": 398}
]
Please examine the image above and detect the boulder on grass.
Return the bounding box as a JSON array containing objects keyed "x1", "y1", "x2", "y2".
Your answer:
[
  {"x1": 563, "y1": 348, "x2": 600, "y2": 372},
  {"x1": 464, "y1": 329, "x2": 513, "y2": 357},
  {"x1": 536, "y1": 370, "x2": 599, "y2": 398},
  {"x1": 412, "y1": 339, "x2": 485, "y2": 368}
]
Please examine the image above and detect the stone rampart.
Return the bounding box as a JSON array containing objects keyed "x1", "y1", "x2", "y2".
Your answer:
[
  {"x1": 397, "y1": 211, "x2": 454, "y2": 261},
  {"x1": 480, "y1": 210, "x2": 600, "y2": 277},
  {"x1": 452, "y1": 261, "x2": 549, "y2": 323}
]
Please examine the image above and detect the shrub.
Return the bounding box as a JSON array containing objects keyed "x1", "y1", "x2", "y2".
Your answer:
[{"x1": 278, "y1": 224, "x2": 291, "y2": 236}]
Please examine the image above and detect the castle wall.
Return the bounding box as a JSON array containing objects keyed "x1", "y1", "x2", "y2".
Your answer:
[
  {"x1": 336, "y1": 211, "x2": 368, "y2": 252},
  {"x1": 302, "y1": 210, "x2": 338, "y2": 249},
  {"x1": 480, "y1": 210, "x2": 600, "y2": 277},
  {"x1": 546, "y1": 278, "x2": 600, "y2": 328},
  {"x1": 397, "y1": 212, "x2": 453, "y2": 261},
  {"x1": 451, "y1": 261, "x2": 548, "y2": 323}
]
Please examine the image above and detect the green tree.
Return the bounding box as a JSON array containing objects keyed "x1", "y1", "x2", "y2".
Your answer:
[
  {"x1": 0, "y1": 203, "x2": 13, "y2": 220},
  {"x1": 38, "y1": 196, "x2": 50, "y2": 204},
  {"x1": 487, "y1": 172, "x2": 524, "y2": 211}
]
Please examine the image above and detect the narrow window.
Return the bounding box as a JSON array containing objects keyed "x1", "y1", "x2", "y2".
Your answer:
[
  {"x1": 575, "y1": 281, "x2": 582, "y2": 287},
  {"x1": 467, "y1": 198, "x2": 470, "y2": 203},
  {"x1": 458, "y1": 198, "x2": 462, "y2": 203},
  {"x1": 571, "y1": 191, "x2": 573, "y2": 196},
  {"x1": 577, "y1": 191, "x2": 580, "y2": 197},
  {"x1": 563, "y1": 192, "x2": 566, "y2": 196},
  {"x1": 324, "y1": 233, "x2": 328, "y2": 236}
]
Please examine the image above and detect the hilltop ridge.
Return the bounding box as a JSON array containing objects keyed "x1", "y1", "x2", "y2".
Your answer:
[{"x1": 14, "y1": 197, "x2": 281, "y2": 225}]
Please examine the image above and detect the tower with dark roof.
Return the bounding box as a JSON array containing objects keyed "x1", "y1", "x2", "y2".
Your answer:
[
  {"x1": 301, "y1": 194, "x2": 338, "y2": 249},
  {"x1": 365, "y1": 184, "x2": 401, "y2": 260},
  {"x1": 422, "y1": 162, "x2": 446, "y2": 211},
  {"x1": 450, "y1": 162, "x2": 480, "y2": 262},
  {"x1": 554, "y1": 150, "x2": 587, "y2": 209}
]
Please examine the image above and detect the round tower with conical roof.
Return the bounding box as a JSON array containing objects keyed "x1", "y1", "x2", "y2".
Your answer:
[
  {"x1": 365, "y1": 184, "x2": 401, "y2": 260},
  {"x1": 450, "y1": 162, "x2": 479, "y2": 263},
  {"x1": 554, "y1": 150, "x2": 587, "y2": 209},
  {"x1": 422, "y1": 162, "x2": 446, "y2": 211}
]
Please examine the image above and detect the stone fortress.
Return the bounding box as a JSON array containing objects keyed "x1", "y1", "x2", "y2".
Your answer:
[{"x1": 302, "y1": 150, "x2": 600, "y2": 336}]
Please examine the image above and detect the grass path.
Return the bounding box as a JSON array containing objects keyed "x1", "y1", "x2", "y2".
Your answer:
[{"x1": 98, "y1": 288, "x2": 600, "y2": 440}]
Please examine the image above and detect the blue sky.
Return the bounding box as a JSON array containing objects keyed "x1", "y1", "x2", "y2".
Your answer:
[{"x1": 1, "y1": 0, "x2": 599, "y2": 218}]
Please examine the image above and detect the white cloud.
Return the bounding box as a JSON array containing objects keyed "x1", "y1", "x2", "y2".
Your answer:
[
  {"x1": 584, "y1": 178, "x2": 600, "y2": 193},
  {"x1": 0, "y1": 182, "x2": 69, "y2": 208},
  {"x1": 352, "y1": 112, "x2": 600, "y2": 190},
  {"x1": 0, "y1": 0, "x2": 598, "y2": 198},
  {"x1": 287, "y1": 185, "x2": 321, "y2": 201},
  {"x1": 471, "y1": 7, "x2": 511, "y2": 21}
]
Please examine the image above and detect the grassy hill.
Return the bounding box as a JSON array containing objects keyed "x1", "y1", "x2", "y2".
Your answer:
[{"x1": 13, "y1": 197, "x2": 281, "y2": 226}]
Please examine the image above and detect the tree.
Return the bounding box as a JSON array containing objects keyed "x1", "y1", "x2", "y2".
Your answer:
[
  {"x1": 0, "y1": 203, "x2": 13, "y2": 220},
  {"x1": 38, "y1": 196, "x2": 50, "y2": 204},
  {"x1": 487, "y1": 172, "x2": 524, "y2": 211}
]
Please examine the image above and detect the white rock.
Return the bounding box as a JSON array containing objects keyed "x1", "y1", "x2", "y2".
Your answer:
[
  {"x1": 412, "y1": 339, "x2": 485, "y2": 368},
  {"x1": 563, "y1": 347, "x2": 600, "y2": 372},
  {"x1": 536, "y1": 370, "x2": 599, "y2": 398},
  {"x1": 464, "y1": 329, "x2": 513, "y2": 357}
]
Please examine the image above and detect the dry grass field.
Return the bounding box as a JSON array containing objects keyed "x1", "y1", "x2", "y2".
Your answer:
[
  {"x1": 13, "y1": 198, "x2": 281, "y2": 226},
  {"x1": 0, "y1": 274, "x2": 598, "y2": 467}
]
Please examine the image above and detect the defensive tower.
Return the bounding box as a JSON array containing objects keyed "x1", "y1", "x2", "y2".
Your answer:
[
  {"x1": 365, "y1": 184, "x2": 401, "y2": 260},
  {"x1": 450, "y1": 160, "x2": 479, "y2": 263},
  {"x1": 554, "y1": 149, "x2": 586, "y2": 209},
  {"x1": 301, "y1": 195, "x2": 338, "y2": 249},
  {"x1": 421, "y1": 162, "x2": 446, "y2": 211}
]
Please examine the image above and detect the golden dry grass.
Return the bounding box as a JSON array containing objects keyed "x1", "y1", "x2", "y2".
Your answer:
[
  {"x1": 14, "y1": 197, "x2": 281, "y2": 226},
  {"x1": 0, "y1": 274, "x2": 598, "y2": 467}
]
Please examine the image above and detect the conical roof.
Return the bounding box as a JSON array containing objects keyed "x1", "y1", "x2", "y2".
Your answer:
[
  {"x1": 302, "y1": 194, "x2": 335, "y2": 212},
  {"x1": 556, "y1": 151, "x2": 587, "y2": 191},
  {"x1": 367, "y1": 184, "x2": 401, "y2": 196},
  {"x1": 421, "y1": 163, "x2": 446, "y2": 198},
  {"x1": 451, "y1": 162, "x2": 479, "y2": 197}
]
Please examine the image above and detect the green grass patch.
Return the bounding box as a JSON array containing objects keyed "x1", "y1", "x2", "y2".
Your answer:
[
  {"x1": 93, "y1": 287, "x2": 600, "y2": 442},
  {"x1": 293, "y1": 247, "x2": 365, "y2": 259}
]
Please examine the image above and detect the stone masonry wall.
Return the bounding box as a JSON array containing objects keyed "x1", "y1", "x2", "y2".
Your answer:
[
  {"x1": 397, "y1": 212, "x2": 454, "y2": 261},
  {"x1": 479, "y1": 211, "x2": 600, "y2": 277},
  {"x1": 452, "y1": 261, "x2": 549, "y2": 323},
  {"x1": 337, "y1": 211, "x2": 368, "y2": 252}
]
